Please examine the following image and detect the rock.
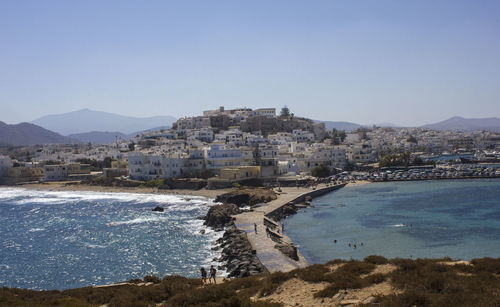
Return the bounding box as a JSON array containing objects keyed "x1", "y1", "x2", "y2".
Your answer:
[
  {"x1": 204, "y1": 204, "x2": 241, "y2": 229},
  {"x1": 199, "y1": 229, "x2": 205, "y2": 234},
  {"x1": 363, "y1": 296, "x2": 376, "y2": 304},
  {"x1": 282, "y1": 204, "x2": 297, "y2": 216},
  {"x1": 152, "y1": 206, "x2": 164, "y2": 212},
  {"x1": 217, "y1": 226, "x2": 267, "y2": 278},
  {"x1": 275, "y1": 243, "x2": 299, "y2": 261},
  {"x1": 340, "y1": 299, "x2": 361, "y2": 306},
  {"x1": 214, "y1": 188, "x2": 277, "y2": 207}
]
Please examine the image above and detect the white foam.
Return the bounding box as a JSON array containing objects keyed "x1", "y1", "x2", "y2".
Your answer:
[
  {"x1": 84, "y1": 243, "x2": 107, "y2": 249},
  {"x1": 107, "y1": 216, "x2": 167, "y2": 226},
  {"x1": 0, "y1": 187, "x2": 215, "y2": 208}
]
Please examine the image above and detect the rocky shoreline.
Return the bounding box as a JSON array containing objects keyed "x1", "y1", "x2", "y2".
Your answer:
[
  {"x1": 204, "y1": 190, "x2": 271, "y2": 278},
  {"x1": 214, "y1": 227, "x2": 267, "y2": 278}
]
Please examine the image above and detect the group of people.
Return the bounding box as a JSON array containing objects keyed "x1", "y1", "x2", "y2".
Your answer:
[
  {"x1": 332, "y1": 239, "x2": 364, "y2": 249},
  {"x1": 200, "y1": 265, "x2": 217, "y2": 285}
]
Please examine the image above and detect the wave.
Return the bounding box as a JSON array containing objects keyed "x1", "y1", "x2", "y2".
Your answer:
[
  {"x1": 107, "y1": 216, "x2": 168, "y2": 226},
  {"x1": 0, "y1": 187, "x2": 215, "y2": 208},
  {"x1": 84, "y1": 243, "x2": 107, "y2": 249}
]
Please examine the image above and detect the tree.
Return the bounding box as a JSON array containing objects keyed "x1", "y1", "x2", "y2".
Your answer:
[
  {"x1": 331, "y1": 129, "x2": 347, "y2": 145},
  {"x1": 253, "y1": 144, "x2": 261, "y2": 166},
  {"x1": 407, "y1": 135, "x2": 418, "y2": 144},
  {"x1": 280, "y1": 106, "x2": 290, "y2": 117},
  {"x1": 311, "y1": 164, "x2": 331, "y2": 178},
  {"x1": 128, "y1": 142, "x2": 135, "y2": 151}
]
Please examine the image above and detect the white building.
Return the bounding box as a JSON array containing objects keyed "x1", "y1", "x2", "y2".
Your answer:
[
  {"x1": 128, "y1": 152, "x2": 185, "y2": 180},
  {"x1": 253, "y1": 108, "x2": 276, "y2": 117},
  {"x1": 292, "y1": 130, "x2": 315, "y2": 142},
  {"x1": 188, "y1": 128, "x2": 214, "y2": 143},
  {"x1": 204, "y1": 144, "x2": 243, "y2": 171}
]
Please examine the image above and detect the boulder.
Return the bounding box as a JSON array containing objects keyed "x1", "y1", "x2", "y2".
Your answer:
[
  {"x1": 152, "y1": 206, "x2": 164, "y2": 212},
  {"x1": 204, "y1": 204, "x2": 241, "y2": 229},
  {"x1": 218, "y1": 226, "x2": 267, "y2": 278},
  {"x1": 215, "y1": 188, "x2": 277, "y2": 207},
  {"x1": 275, "y1": 243, "x2": 299, "y2": 261}
]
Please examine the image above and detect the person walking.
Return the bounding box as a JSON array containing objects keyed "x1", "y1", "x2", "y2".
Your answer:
[
  {"x1": 209, "y1": 265, "x2": 217, "y2": 284},
  {"x1": 254, "y1": 223, "x2": 257, "y2": 234},
  {"x1": 200, "y1": 267, "x2": 207, "y2": 285}
]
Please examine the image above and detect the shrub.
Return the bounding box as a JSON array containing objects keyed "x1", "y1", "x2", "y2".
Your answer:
[
  {"x1": 297, "y1": 264, "x2": 330, "y2": 283},
  {"x1": 364, "y1": 255, "x2": 388, "y2": 265},
  {"x1": 471, "y1": 257, "x2": 500, "y2": 274},
  {"x1": 362, "y1": 273, "x2": 386, "y2": 285},
  {"x1": 391, "y1": 258, "x2": 417, "y2": 271},
  {"x1": 143, "y1": 275, "x2": 161, "y2": 284},
  {"x1": 314, "y1": 273, "x2": 363, "y2": 298},
  {"x1": 311, "y1": 164, "x2": 331, "y2": 178}
]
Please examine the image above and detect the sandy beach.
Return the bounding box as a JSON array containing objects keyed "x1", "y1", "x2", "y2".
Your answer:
[{"x1": 17, "y1": 182, "x2": 231, "y2": 199}]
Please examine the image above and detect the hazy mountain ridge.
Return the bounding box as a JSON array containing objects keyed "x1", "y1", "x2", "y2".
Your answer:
[
  {"x1": 68, "y1": 126, "x2": 175, "y2": 144},
  {"x1": 67, "y1": 131, "x2": 129, "y2": 144},
  {"x1": 314, "y1": 120, "x2": 363, "y2": 132},
  {"x1": 420, "y1": 116, "x2": 500, "y2": 132},
  {"x1": 0, "y1": 121, "x2": 78, "y2": 146},
  {"x1": 31, "y1": 109, "x2": 176, "y2": 135}
]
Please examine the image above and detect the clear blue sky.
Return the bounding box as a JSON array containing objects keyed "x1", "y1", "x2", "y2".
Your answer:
[{"x1": 1, "y1": 0, "x2": 499, "y2": 126}]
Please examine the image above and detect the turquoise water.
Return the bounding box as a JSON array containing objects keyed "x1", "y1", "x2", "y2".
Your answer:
[
  {"x1": 285, "y1": 179, "x2": 500, "y2": 263},
  {"x1": 0, "y1": 188, "x2": 221, "y2": 290}
]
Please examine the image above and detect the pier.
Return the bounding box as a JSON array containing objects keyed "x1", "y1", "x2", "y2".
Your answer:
[{"x1": 233, "y1": 184, "x2": 345, "y2": 272}]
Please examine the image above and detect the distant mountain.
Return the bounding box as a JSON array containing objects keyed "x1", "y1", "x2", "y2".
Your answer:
[
  {"x1": 31, "y1": 109, "x2": 176, "y2": 135},
  {"x1": 68, "y1": 125, "x2": 174, "y2": 144},
  {"x1": 314, "y1": 120, "x2": 363, "y2": 132},
  {"x1": 67, "y1": 131, "x2": 129, "y2": 144},
  {"x1": 0, "y1": 121, "x2": 78, "y2": 146},
  {"x1": 374, "y1": 122, "x2": 400, "y2": 128},
  {"x1": 421, "y1": 116, "x2": 500, "y2": 132}
]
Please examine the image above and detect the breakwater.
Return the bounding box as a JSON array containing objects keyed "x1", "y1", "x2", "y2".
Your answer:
[
  {"x1": 233, "y1": 184, "x2": 346, "y2": 273},
  {"x1": 265, "y1": 184, "x2": 346, "y2": 221}
]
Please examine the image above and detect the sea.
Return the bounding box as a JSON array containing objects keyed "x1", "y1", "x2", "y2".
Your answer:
[
  {"x1": 285, "y1": 179, "x2": 500, "y2": 264},
  {"x1": 0, "y1": 188, "x2": 222, "y2": 290}
]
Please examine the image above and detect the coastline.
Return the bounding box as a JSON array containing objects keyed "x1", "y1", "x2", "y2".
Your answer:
[
  {"x1": 4, "y1": 181, "x2": 355, "y2": 277},
  {"x1": 233, "y1": 184, "x2": 348, "y2": 273},
  {"x1": 16, "y1": 182, "x2": 231, "y2": 199}
]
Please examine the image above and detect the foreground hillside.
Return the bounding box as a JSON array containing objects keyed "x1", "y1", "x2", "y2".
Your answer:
[{"x1": 1, "y1": 256, "x2": 499, "y2": 307}]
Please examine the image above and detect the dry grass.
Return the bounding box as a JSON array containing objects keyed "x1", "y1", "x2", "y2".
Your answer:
[{"x1": 1, "y1": 257, "x2": 499, "y2": 307}]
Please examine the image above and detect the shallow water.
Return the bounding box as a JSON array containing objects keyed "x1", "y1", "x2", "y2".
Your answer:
[
  {"x1": 0, "y1": 188, "x2": 222, "y2": 290},
  {"x1": 285, "y1": 179, "x2": 500, "y2": 264}
]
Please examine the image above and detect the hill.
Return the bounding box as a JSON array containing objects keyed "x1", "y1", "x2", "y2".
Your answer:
[
  {"x1": 1, "y1": 256, "x2": 498, "y2": 306},
  {"x1": 421, "y1": 116, "x2": 500, "y2": 132},
  {"x1": 68, "y1": 126, "x2": 174, "y2": 144},
  {"x1": 314, "y1": 120, "x2": 363, "y2": 132},
  {"x1": 31, "y1": 109, "x2": 176, "y2": 135},
  {"x1": 0, "y1": 121, "x2": 78, "y2": 146}
]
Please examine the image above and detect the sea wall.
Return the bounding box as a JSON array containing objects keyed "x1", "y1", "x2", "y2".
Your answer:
[{"x1": 266, "y1": 184, "x2": 346, "y2": 221}]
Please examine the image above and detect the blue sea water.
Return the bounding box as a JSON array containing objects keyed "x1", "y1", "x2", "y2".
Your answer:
[
  {"x1": 285, "y1": 179, "x2": 500, "y2": 264},
  {"x1": 0, "y1": 188, "x2": 222, "y2": 290}
]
